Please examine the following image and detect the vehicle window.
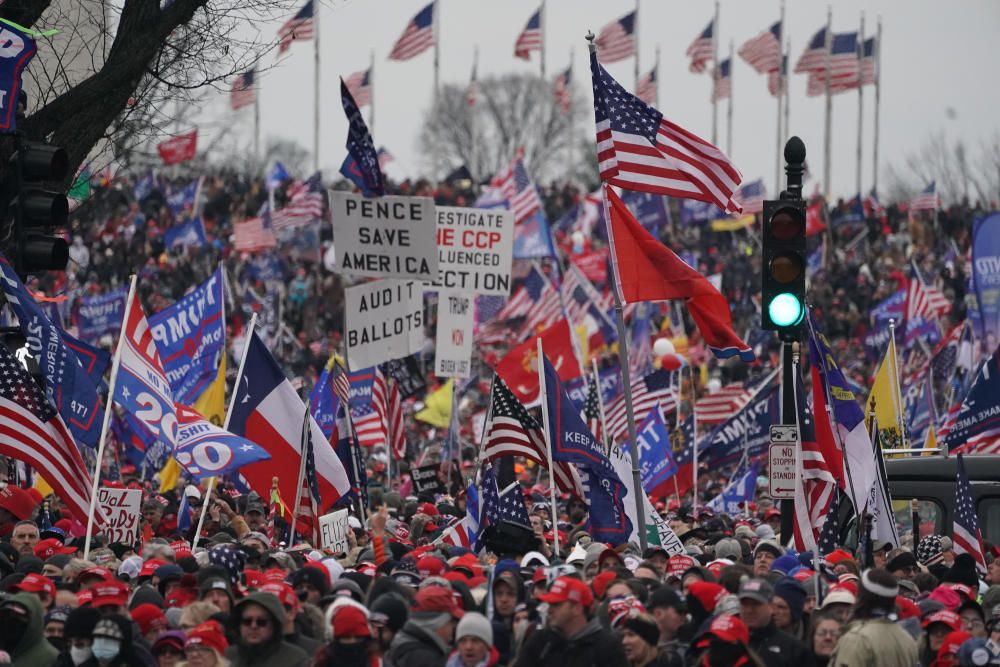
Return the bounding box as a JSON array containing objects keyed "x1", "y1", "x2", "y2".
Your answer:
[
  {"x1": 978, "y1": 498, "x2": 1000, "y2": 546},
  {"x1": 892, "y1": 499, "x2": 944, "y2": 550}
]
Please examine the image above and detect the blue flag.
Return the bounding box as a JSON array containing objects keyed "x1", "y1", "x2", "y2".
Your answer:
[
  {"x1": 678, "y1": 199, "x2": 716, "y2": 226},
  {"x1": 341, "y1": 79, "x2": 384, "y2": 196},
  {"x1": 707, "y1": 460, "x2": 762, "y2": 514},
  {"x1": 512, "y1": 209, "x2": 556, "y2": 259},
  {"x1": 245, "y1": 251, "x2": 285, "y2": 282},
  {"x1": 309, "y1": 364, "x2": 338, "y2": 441},
  {"x1": 164, "y1": 217, "x2": 207, "y2": 249},
  {"x1": 148, "y1": 268, "x2": 225, "y2": 404},
  {"x1": 339, "y1": 154, "x2": 377, "y2": 197},
  {"x1": 0, "y1": 255, "x2": 104, "y2": 446},
  {"x1": 73, "y1": 287, "x2": 127, "y2": 342},
  {"x1": 946, "y1": 346, "x2": 1000, "y2": 454},
  {"x1": 972, "y1": 212, "x2": 1000, "y2": 342},
  {"x1": 267, "y1": 161, "x2": 290, "y2": 191},
  {"x1": 133, "y1": 171, "x2": 157, "y2": 201},
  {"x1": 0, "y1": 22, "x2": 36, "y2": 133},
  {"x1": 543, "y1": 356, "x2": 632, "y2": 545},
  {"x1": 173, "y1": 405, "x2": 271, "y2": 481},
  {"x1": 622, "y1": 191, "x2": 671, "y2": 233},
  {"x1": 636, "y1": 403, "x2": 678, "y2": 494},
  {"x1": 63, "y1": 331, "x2": 112, "y2": 388},
  {"x1": 166, "y1": 178, "x2": 201, "y2": 215},
  {"x1": 702, "y1": 380, "x2": 779, "y2": 467},
  {"x1": 903, "y1": 371, "x2": 933, "y2": 448}
]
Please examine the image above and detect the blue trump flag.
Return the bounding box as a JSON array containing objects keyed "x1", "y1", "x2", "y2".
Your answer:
[
  {"x1": 542, "y1": 356, "x2": 632, "y2": 545},
  {"x1": 513, "y1": 209, "x2": 556, "y2": 259},
  {"x1": 63, "y1": 331, "x2": 112, "y2": 389},
  {"x1": 706, "y1": 460, "x2": 762, "y2": 514},
  {"x1": 702, "y1": 380, "x2": 779, "y2": 467},
  {"x1": 148, "y1": 268, "x2": 225, "y2": 404},
  {"x1": 972, "y1": 212, "x2": 1000, "y2": 343},
  {"x1": 173, "y1": 405, "x2": 271, "y2": 481},
  {"x1": 267, "y1": 161, "x2": 290, "y2": 191},
  {"x1": 339, "y1": 154, "x2": 377, "y2": 197},
  {"x1": 945, "y1": 345, "x2": 1000, "y2": 454},
  {"x1": 164, "y1": 217, "x2": 207, "y2": 249},
  {"x1": 636, "y1": 402, "x2": 678, "y2": 494},
  {"x1": 341, "y1": 78, "x2": 384, "y2": 196},
  {"x1": 0, "y1": 22, "x2": 36, "y2": 133},
  {"x1": 309, "y1": 363, "x2": 338, "y2": 441},
  {"x1": 166, "y1": 178, "x2": 202, "y2": 215},
  {"x1": 622, "y1": 191, "x2": 671, "y2": 234},
  {"x1": 0, "y1": 255, "x2": 104, "y2": 446},
  {"x1": 73, "y1": 287, "x2": 127, "y2": 342}
]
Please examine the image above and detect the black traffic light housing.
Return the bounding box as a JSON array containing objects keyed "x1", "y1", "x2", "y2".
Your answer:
[
  {"x1": 3, "y1": 139, "x2": 70, "y2": 277},
  {"x1": 760, "y1": 137, "x2": 808, "y2": 339}
]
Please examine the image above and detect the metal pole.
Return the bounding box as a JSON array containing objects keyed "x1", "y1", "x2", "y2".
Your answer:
[
  {"x1": 823, "y1": 6, "x2": 833, "y2": 200},
  {"x1": 313, "y1": 0, "x2": 320, "y2": 172},
  {"x1": 778, "y1": 339, "x2": 795, "y2": 544},
  {"x1": 775, "y1": 0, "x2": 785, "y2": 196},
  {"x1": 783, "y1": 39, "x2": 791, "y2": 146},
  {"x1": 369, "y1": 49, "x2": 375, "y2": 137},
  {"x1": 634, "y1": 0, "x2": 640, "y2": 90},
  {"x1": 253, "y1": 83, "x2": 260, "y2": 162},
  {"x1": 872, "y1": 18, "x2": 882, "y2": 194},
  {"x1": 540, "y1": 0, "x2": 546, "y2": 79},
  {"x1": 727, "y1": 40, "x2": 734, "y2": 156},
  {"x1": 536, "y1": 337, "x2": 560, "y2": 557},
  {"x1": 887, "y1": 319, "x2": 908, "y2": 450},
  {"x1": 690, "y1": 364, "x2": 699, "y2": 513},
  {"x1": 654, "y1": 44, "x2": 661, "y2": 108},
  {"x1": 591, "y1": 358, "x2": 611, "y2": 454},
  {"x1": 856, "y1": 14, "x2": 865, "y2": 197},
  {"x1": 288, "y1": 402, "x2": 311, "y2": 546},
  {"x1": 711, "y1": 1, "x2": 719, "y2": 144}
]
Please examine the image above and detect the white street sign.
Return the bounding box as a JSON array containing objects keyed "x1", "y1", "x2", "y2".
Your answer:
[{"x1": 768, "y1": 443, "x2": 796, "y2": 499}]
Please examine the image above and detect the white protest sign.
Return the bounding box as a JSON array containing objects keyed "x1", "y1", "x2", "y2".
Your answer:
[
  {"x1": 433, "y1": 206, "x2": 514, "y2": 295},
  {"x1": 345, "y1": 279, "x2": 424, "y2": 370},
  {"x1": 435, "y1": 291, "x2": 474, "y2": 378},
  {"x1": 330, "y1": 191, "x2": 437, "y2": 281},
  {"x1": 319, "y1": 509, "x2": 350, "y2": 553},
  {"x1": 97, "y1": 488, "x2": 142, "y2": 545}
]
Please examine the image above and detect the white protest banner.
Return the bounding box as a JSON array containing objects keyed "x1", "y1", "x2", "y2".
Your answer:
[
  {"x1": 319, "y1": 509, "x2": 350, "y2": 553},
  {"x1": 435, "y1": 291, "x2": 474, "y2": 378},
  {"x1": 433, "y1": 206, "x2": 514, "y2": 295},
  {"x1": 97, "y1": 488, "x2": 142, "y2": 545},
  {"x1": 345, "y1": 279, "x2": 424, "y2": 370},
  {"x1": 330, "y1": 191, "x2": 437, "y2": 281}
]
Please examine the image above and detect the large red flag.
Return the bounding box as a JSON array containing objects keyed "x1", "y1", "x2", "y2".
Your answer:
[
  {"x1": 604, "y1": 187, "x2": 754, "y2": 362},
  {"x1": 494, "y1": 319, "x2": 580, "y2": 403},
  {"x1": 157, "y1": 130, "x2": 198, "y2": 166}
]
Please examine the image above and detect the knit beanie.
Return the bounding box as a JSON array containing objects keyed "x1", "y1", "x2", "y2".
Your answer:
[
  {"x1": 622, "y1": 614, "x2": 660, "y2": 648},
  {"x1": 917, "y1": 535, "x2": 945, "y2": 567},
  {"x1": 770, "y1": 554, "x2": 801, "y2": 575},
  {"x1": 686, "y1": 581, "x2": 727, "y2": 624},
  {"x1": 455, "y1": 612, "x2": 493, "y2": 645},
  {"x1": 944, "y1": 553, "x2": 981, "y2": 590},
  {"x1": 773, "y1": 577, "x2": 807, "y2": 622}
]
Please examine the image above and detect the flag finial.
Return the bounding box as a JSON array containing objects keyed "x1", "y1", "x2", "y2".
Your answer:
[{"x1": 586, "y1": 31, "x2": 596, "y2": 53}]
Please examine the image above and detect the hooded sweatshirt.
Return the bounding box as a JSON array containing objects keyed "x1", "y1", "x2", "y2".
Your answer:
[
  {"x1": 225, "y1": 591, "x2": 310, "y2": 667},
  {"x1": 4, "y1": 592, "x2": 58, "y2": 667}
]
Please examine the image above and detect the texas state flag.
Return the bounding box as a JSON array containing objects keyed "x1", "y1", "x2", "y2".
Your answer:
[{"x1": 229, "y1": 331, "x2": 352, "y2": 515}]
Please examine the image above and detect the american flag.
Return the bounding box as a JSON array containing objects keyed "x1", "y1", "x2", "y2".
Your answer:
[
  {"x1": 712, "y1": 58, "x2": 731, "y2": 101},
  {"x1": 344, "y1": 68, "x2": 372, "y2": 108},
  {"x1": 732, "y1": 178, "x2": 766, "y2": 215},
  {"x1": 687, "y1": 19, "x2": 714, "y2": 73},
  {"x1": 481, "y1": 467, "x2": 532, "y2": 533},
  {"x1": 479, "y1": 265, "x2": 561, "y2": 345},
  {"x1": 861, "y1": 37, "x2": 877, "y2": 85},
  {"x1": 377, "y1": 147, "x2": 394, "y2": 170},
  {"x1": 498, "y1": 482, "x2": 532, "y2": 527},
  {"x1": 636, "y1": 65, "x2": 657, "y2": 105},
  {"x1": 695, "y1": 382, "x2": 753, "y2": 425},
  {"x1": 330, "y1": 361, "x2": 351, "y2": 405},
  {"x1": 805, "y1": 32, "x2": 860, "y2": 97},
  {"x1": 816, "y1": 490, "x2": 842, "y2": 557},
  {"x1": 553, "y1": 64, "x2": 572, "y2": 112},
  {"x1": 466, "y1": 60, "x2": 477, "y2": 106},
  {"x1": 481, "y1": 377, "x2": 582, "y2": 497},
  {"x1": 605, "y1": 369, "x2": 677, "y2": 444},
  {"x1": 738, "y1": 21, "x2": 782, "y2": 74},
  {"x1": 233, "y1": 217, "x2": 277, "y2": 252},
  {"x1": 792, "y1": 379, "x2": 837, "y2": 552},
  {"x1": 271, "y1": 172, "x2": 324, "y2": 230},
  {"x1": 514, "y1": 7, "x2": 542, "y2": 60},
  {"x1": 795, "y1": 26, "x2": 828, "y2": 73},
  {"x1": 389, "y1": 2, "x2": 435, "y2": 61},
  {"x1": 629, "y1": 304, "x2": 653, "y2": 380},
  {"x1": 584, "y1": 374, "x2": 604, "y2": 443},
  {"x1": 560, "y1": 264, "x2": 613, "y2": 331},
  {"x1": 910, "y1": 181, "x2": 940, "y2": 211},
  {"x1": 595, "y1": 11, "x2": 636, "y2": 63},
  {"x1": 591, "y1": 51, "x2": 744, "y2": 214},
  {"x1": 278, "y1": 0, "x2": 315, "y2": 54},
  {"x1": 229, "y1": 69, "x2": 256, "y2": 111},
  {"x1": 294, "y1": 411, "x2": 321, "y2": 546},
  {"x1": 767, "y1": 55, "x2": 787, "y2": 97},
  {"x1": 906, "y1": 262, "x2": 950, "y2": 322},
  {"x1": 954, "y1": 454, "x2": 987, "y2": 573},
  {"x1": 930, "y1": 323, "x2": 964, "y2": 382},
  {"x1": 353, "y1": 368, "x2": 406, "y2": 460},
  {"x1": 491, "y1": 151, "x2": 543, "y2": 224},
  {"x1": 0, "y1": 343, "x2": 93, "y2": 525}
]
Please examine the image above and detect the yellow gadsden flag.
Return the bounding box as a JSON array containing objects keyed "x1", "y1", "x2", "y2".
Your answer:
[
  {"x1": 710, "y1": 214, "x2": 755, "y2": 232},
  {"x1": 416, "y1": 379, "x2": 453, "y2": 428},
  {"x1": 866, "y1": 337, "x2": 906, "y2": 451}
]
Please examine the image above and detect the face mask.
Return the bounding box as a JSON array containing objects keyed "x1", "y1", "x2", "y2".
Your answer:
[
  {"x1": 333, "y1": 640, "x2": 369, "y2": 661},
  {"x1": 70, "y1": 646, "x2": 93, "y2": 665},
  {"x1": 91, "y1": 637, "x2": 121, "y2": 661}
]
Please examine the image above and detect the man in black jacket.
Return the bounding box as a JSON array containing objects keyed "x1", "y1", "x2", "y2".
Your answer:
[
  {"x1": 386, "y1": 585, "x2": 463, "y2": 667},
  {"x1": 737, "y1": 578, "x2": 815, "y2": 667},
  {"x1": 514, "y1": 576, "x2": 628, "y2": 667}
]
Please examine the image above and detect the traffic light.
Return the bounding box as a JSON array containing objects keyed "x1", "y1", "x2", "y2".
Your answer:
[
  {"x1": 5, "y1": 140, "x2": 70, "y2": 276},
  {"x1": 761, "y1": 198, "x2": 806, "y2": 336}
]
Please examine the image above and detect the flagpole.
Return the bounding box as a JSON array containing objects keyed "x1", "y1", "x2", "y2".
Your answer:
[
  {"x1": 312, "y1": 0, "x2": 321, "y2": 172},
  {"x1": 823, "y1": 5, "x2": 833, "y2": 200},
  {"x1": 711, "y1": 0, "x2": 719, "y2": 145},
  {"x1": 539, "y1": 0, "x2": 546, "y2": 79},
  {"x1": 634, "y1": 0, "x2": 640, "y2": 90},
  {"x1": 887, "y1": 319, "x2": 908, "y2": 450},
  {"x1": 690, "y1": 364, "x2": 698, "y2": 514},
  {"x1": 872, "y1": 17, "x2": 882, "y2": 193},
  {"x1": 536, "y1": 336, "x2": 560, "y2": 557},
  {"x1": 83, "y1": 274, "x2": 137, "y2": 561},
  {"x1": 783, "y1": 38, "x2": 791, "y2": 146},
  {"x1": 591, "y1": 358, "x2": 611, "y2": 454},
  {"x1": 369, "y1": 49, "x2": 376, "y2": 137},
  {"x1": 433, "y1": 0, "x2": 440, "y2": 94},
  {"x1": 253, "y1": 73, "x2": 260, "y2": 163},
  {"x1": 775, "y1": 0, "x2": 785, "y2": 196},
  {"x1": 654, "y1": 44, "x2": 661, "y2": 108},
  {"x1": 856, "y1": 13, "x2": 865, "y2": 197},
  {"x1": 191, "y1": 313, "x2": 258, "y2": 550},
  {"x1": 726, "y1": 39, "x2": 734, "y2": 157},
  {"x1": 288, "y1": 400, "x2": 311, "y2": 546},
  {"x1": 470, "y1": 46, "x2": 478, "y2": 180}
]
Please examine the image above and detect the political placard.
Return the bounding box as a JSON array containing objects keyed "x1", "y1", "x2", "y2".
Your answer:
[
  {"x1": 97, "y1": 488, "x2": 142, "y2": 545},
  {"x1": 435, "y1": 292, "x2": 474, "y2": 378},
  {"x1": 149, "y1": 268, "x2": 225, "y2": 405},
  {"x1": 330, "y1": 191, "x2": 437, "y2": 281},
  {"x1": 432, "y1": 206, "x2": 514, "y2": 295},
  {"x1": 73, "y1": 288, "x2": 127, "y2": 342},
  {"x1": 412, "y1": 463, "x2": 445, "y2": 495},
  {"x1": 345, "y1": 279, "x2": 424, "y2": 370},
  {"x1": 319, "y1": 509, "x2": 350, "y2": 553},
  {"x1": 972, "y1": 213, "x2": 1000, "y2": 343}
]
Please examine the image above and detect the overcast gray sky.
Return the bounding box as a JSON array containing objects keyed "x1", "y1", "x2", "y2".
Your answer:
[{"x1": 198, "y1": 0, "x2": 1000, "y2": 201}]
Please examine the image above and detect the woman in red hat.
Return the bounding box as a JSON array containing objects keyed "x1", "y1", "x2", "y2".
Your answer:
[{"x1": 181, "y1": 620, "x2": 229, "y2": 667}]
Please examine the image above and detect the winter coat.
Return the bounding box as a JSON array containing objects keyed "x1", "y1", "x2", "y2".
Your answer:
[
  {"x1": 385, "y1": 620, "x2": 450, "y2": 667},
  {"x1": 5, "y1": 593, "x2": 58, "y2": 667},
  {"x1": 225, "y1": 591, "x2": 310, "y2": 667},
  {"x1": 512, "y1": 618, "x2": 629, "y2": 667},
  {"x1": 827, "y1": 617, "x2": 918, "y2": 667},
  {"x1": 747, "y1": 621, "x2": 816, "y2": 667}
]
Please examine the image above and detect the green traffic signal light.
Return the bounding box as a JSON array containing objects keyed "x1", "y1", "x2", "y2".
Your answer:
[{"x1": 768, "y1": 292, "x2": 804, "y2": 327}]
